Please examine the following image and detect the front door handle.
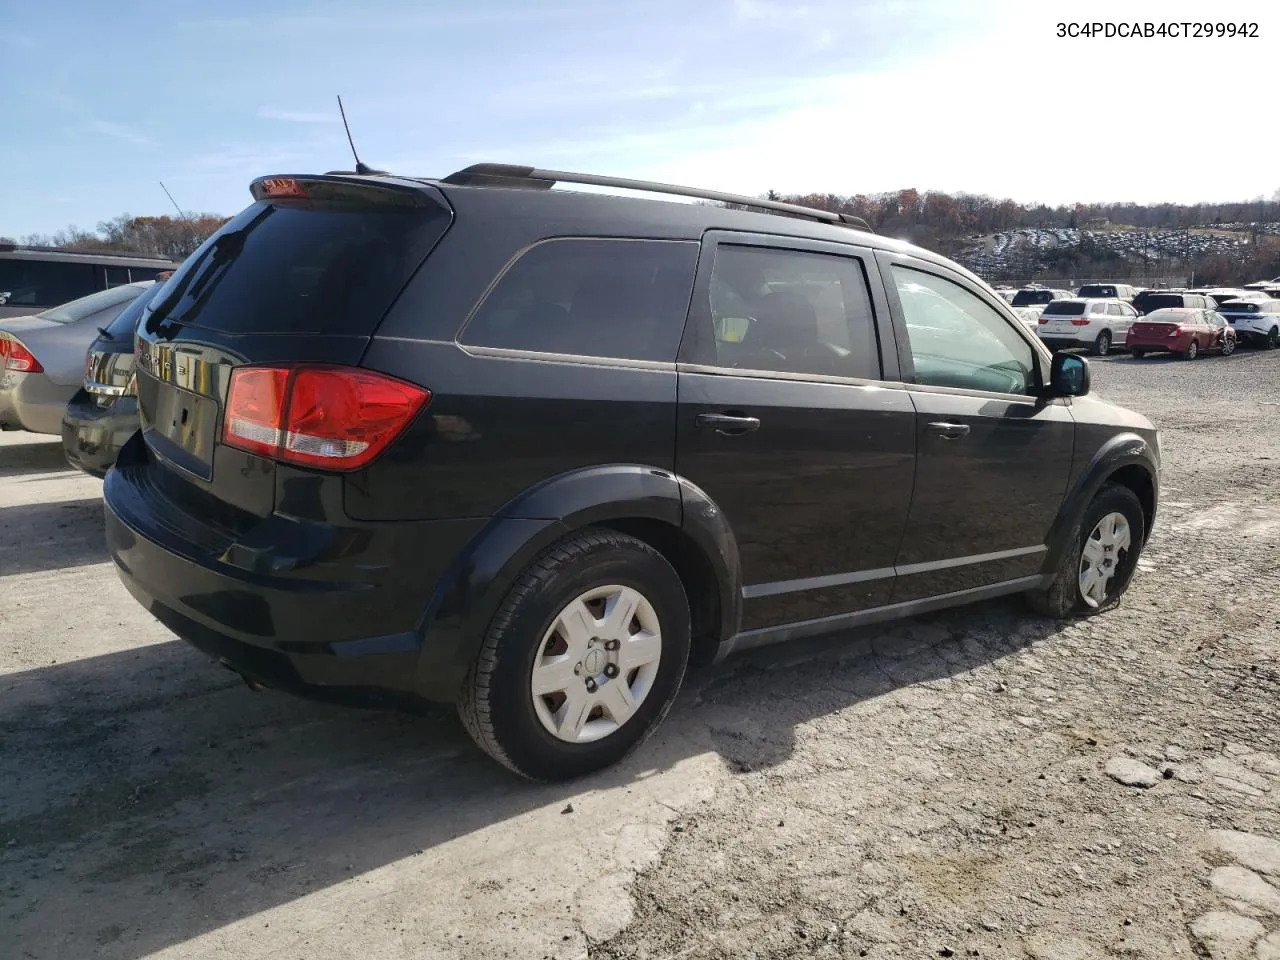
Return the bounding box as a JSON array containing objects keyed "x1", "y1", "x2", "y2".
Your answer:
[
  {"x1": 696, "y1": 412, "x2": 761, "y2": 436},
  {"x1": 926, "y1": 421, "x2": 970, "y2": 440}
]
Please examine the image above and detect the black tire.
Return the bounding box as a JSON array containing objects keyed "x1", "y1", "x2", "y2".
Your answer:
[
  {"x1": 1025, "y1": 483, "x2": 1146, "y2": 619},
  {"x1": 1221, "y1": 335, "x2": 1236, "y2": 357},
  {"x1": 1092, "y1": 330, "x2": 1111, "y2": 356},
  {"x1": 457, "y1": 528, "x2": 691, "y2": 781},
  {"x1": 1130, "y1": 349, "x2": 1146, "y2": 360},
  {"x1": 1267, "y1": 327, "x2": 1279, "y2": 350},
  {"x1": 1184, "y1": 339, "x2": 1198, "y2": 360}
]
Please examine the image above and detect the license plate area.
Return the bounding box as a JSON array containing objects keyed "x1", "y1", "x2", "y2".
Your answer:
[{"x1": 139, "y1": 375, "x2": 218, "y2": 480}]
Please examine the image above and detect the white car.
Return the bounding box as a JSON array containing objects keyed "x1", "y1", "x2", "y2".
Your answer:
[
  {"x1": 1216, "y1": 297, "x2": 1280, "y2": 349},
  {"x1": 1035, "y1": 297, "x2": 1138, "y2": 356},
  {"x1": 1010, "y1": 286, "x2": 1075, "y2": 326}
]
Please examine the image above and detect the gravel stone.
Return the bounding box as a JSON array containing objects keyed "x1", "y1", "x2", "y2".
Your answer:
[
  {"x1": 1105, "y1": 757, "x2": 1161, "y2": 788},
  {"x1": 1189, "y1": 912, "x2": 1266, "y2": 959},
  {"x1": 1211, "y1": 832, "x2": 1280, "y2": 880},
  {"x1": 1210, "y1": 867, "x2": 1280, "y2": 915}
]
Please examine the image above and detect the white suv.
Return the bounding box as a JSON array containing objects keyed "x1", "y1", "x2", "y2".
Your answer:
[
  {"x1": 1036, "y1": 297, "x2": 1138, "y2": 355},
  {"x1": 1216, "y1": 297, "x2": 1280, "y2": 350}
]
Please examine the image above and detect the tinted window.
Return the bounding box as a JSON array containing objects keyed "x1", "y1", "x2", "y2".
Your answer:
[
  {"x1": 105, "y1": 267, "x2": 131, "y2": 288},
  {"x1": 1042, "y1": 301, "x2": 1086, "y2": 316},
  {"x1": 35, "y1": 284, "x2": 145, "y2": 324},
  {"x1": 145, "y1": 198, "x2": 450, "y2": 335},
  {"x1": 1139, "y1": 294, "x2": 1186, "y2": 313},
  {"x1": 461, "y1": 238, "x2": 699, "y2": 362},
  {"x1": 1078, "y1": 285, "x2": 1117, "y2": 298},
  {"x1": 0, "y1": 259, "x2": 99, "y2": 308},
  {"x1": 701, "y1": 244, "x2": 880, "y2": 380},
  {"x1": 893, "y1": 266, "x2": 1036, "y2": 396},
  {"x1": 129, "y1": 267, "x2": 170, "y2": 283},
  {"x1": 102, "y1": 283, "x2": 160, "y2": 340},
  {"x1": 1011, "y1": 289, "x2": 1054, "y2": 306},
  {"x1": 1219, "y1": 301, "x2": 1259, "y2": 313}
]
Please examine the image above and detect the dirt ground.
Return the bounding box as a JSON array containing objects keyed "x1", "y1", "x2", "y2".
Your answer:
[{"x1": 2, "y1": 349, "x2": 1278, "y2": 960}]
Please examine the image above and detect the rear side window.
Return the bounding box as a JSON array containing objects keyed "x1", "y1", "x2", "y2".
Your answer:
[
  {"x1": 703, "y1": 244, "x2": 880, "y2": 380},
  {"x1": 144, "y1": 197, "x2": 451, "y2": 335},
  {"x1": 1011, "y1": 289, "x2": 1054, "y2": 306},
  {"x1": 1043, "y1": 301, "x2": 1086, "y2": 316},
  {"x1": 460, "y1": 238, "x2": 699, "y2": 362}
]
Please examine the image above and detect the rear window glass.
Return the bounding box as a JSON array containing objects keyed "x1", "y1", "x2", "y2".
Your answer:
[
  {"x1": 1011, "y1": 290, "x2": 1054, "y2": 306},
  {"x1": 1077, "y1": 285, "x2": 1117, "y2": 298},
  {"x1": 35, "y1": 283, "x2": 144, "y2": 324},
  {"x1": 1137, "y1": 294, "x2": 1184, "y2": 312},
  {"x1": 103, "y1": 283, "x2": 160, "y2": 339},
  {"x1": 143, "y1": 197, "x2": 450, "y2": 334},
  {"x1": 1042, "y1": 301, "x2": 1086, "y2": 316},
  {"x1": 459, "y1": 238, "x2": 699, "y2": 362},
  {"x1": 1219, "y1": 301, "x2": 1259, "y2": 313}
]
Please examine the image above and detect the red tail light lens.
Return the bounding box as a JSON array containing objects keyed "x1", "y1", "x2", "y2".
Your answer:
[
  {"x1": 222, "y1": 365, "x2": 429, "y2": 471},
  {"x1": 1038, "y1": 317, "x2": 1049, "y2": 325},
  {"x1": 1070, "y1": 319, "x2": 1091, "y2": 326},
  {"x1": 0, "y1": 337, "x2": 43, "y2": 373}
]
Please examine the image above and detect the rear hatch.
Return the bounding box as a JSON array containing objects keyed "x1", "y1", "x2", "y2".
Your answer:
[
  {"x1": 129, "y1": 175, "x2": 452, "y2": 529},
  {"x1": 1038, "y1": 301, "x2": 1089, "y2": 332},
  {"x1": 1217, "y1": 300, "x2": 1267, "y2": 325}
]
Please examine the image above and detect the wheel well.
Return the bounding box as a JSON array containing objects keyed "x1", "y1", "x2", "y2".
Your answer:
[
  {"x1": 597, "y1": 517, "x2": 722, "y2": 667},
  {"x1": 1106, "y1": 465, "x2": 1156, "y2": 543}
]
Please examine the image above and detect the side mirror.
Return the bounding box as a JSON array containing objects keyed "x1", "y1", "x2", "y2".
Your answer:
[{"x1": 1049, "y1": 352, "x2": 1090, "y2": 397}]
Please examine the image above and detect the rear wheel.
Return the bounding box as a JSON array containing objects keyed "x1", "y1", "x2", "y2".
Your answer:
[
  {"x1": 1130, "y1": 349, "x2": 1146, "y2": 360},
  {"x1": 457, "y1": 529, "x2": 690, "y2": 781},
  {"x1": 1026, "y1": 484, "x2": 1145, "y2": 619},
  {"x1": 1267, "y1": 327, "x2": 1279, "y2": 350},
  {"x1": 1221, "y1": 335, "x2": 1236, "y2": 356},
  {"x1": 1092, "y1": 330, "x2": 1112, "y2": 356},
  {"x1": 1184, "y1": 339, "x2": 1199, "y2": 360}
]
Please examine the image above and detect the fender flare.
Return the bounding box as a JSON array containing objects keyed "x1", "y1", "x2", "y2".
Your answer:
[
  {"x1": 1043, "y1": 432, "x2": 1158, "y2": 574},
  {"x1": 412, "y1": 464, "x2": 741, "y2": 697}
]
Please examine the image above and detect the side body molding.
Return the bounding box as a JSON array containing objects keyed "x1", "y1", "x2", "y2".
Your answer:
[{"x1": 412, "y1": 465, "x2": 743, "y2": 699}]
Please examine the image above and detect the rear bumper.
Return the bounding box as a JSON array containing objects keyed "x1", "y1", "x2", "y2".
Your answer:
[
  {"x1": 1037, "y1": 333, "x2": 1096, "y2": 348},
  {"x1": 103, "y1": 441, "x2": 485, "y2": 705},
  {"x1": 61, "y1": 391, "x2": 139, "y2": 477},
  {"x1": 0, "y1": 371, "x2": 73, "y2": 435},
  {"x1": 1126, "y1": 335, "x2": 1192, "y2": 352}
]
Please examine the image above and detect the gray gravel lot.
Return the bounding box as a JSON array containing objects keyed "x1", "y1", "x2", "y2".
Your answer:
[{"x1": 1, "y1": 348, "x2": 1278, "y2": 960}]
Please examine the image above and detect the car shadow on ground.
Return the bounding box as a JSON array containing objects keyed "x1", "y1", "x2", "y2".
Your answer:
[
  {"x1": 0, "y1": 435, "x2": 78, "y2": 478},
  {"x1": 0, "y1": 597, "x2": 1069, "y2": 959},
  {"x1": 0, "y1": 497, "x2": 108, "y2": 576}
]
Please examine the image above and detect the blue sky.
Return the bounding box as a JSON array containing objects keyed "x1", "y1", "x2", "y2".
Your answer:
[{"x1": 2, "y1": 0, "x2": 1276, "y2": 236}]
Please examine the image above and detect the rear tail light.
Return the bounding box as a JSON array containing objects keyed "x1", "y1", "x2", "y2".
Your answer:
[
  {"x1": 222, "y1": 364, "x2": 430, "y2": 471},
  {"x1": 1038, "y1": 317, "x2": 1049, "y2": 324},
  {"x1": 1169, "y1": 327, "x2": 1182, "y2": 337},
  {"x1": 1070, "y1": 318, "x2": 1091, "y2": 326},
  {"x1": 0, "y1": 337, "x2": 43, "y2": 373}
]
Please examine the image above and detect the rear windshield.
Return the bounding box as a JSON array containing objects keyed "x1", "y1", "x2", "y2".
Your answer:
[
  {"x1": 1011, "y1": 290, "x2": 1054, "y2": 306},
  {"x1": 35, "y1": 284, "x2": 145, "y2": 324},
  {"x1": 1208, "y1": 292, "x2": 1242, "y2": 306},
  {"x1": 1042, "y1": 301, "x2": 1087, "y2": 316},
  {"x1": 1077, "y1": 285, "x2": 1117, "y2": 298},
  {"x1": 102, "y1": 282, "x2": 160, "y2": 340},
  {"x1": 1136, "y1": 294, "x2": 1184, "y2": 312},
  {"x1": 1219, "y1": 300, "x2": 1260, "y2": 313},
  {"x1": 143, "y1": 195, "x2": 450, "y2": 334}
]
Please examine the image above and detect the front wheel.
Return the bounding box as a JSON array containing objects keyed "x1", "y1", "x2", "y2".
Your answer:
[
  {"x1": 1266, "y1": 327, "x2": 1279, "y2": 350},
  {"x1": 1092, "y1": 330, "x2": 1112, "y2": 356},
  {"x1": 1221, "y1": 336, "x2": 1236, "y2": 356},
  {"x1": 1184, "y1": 339, "x2": 1199, "y2": 360},
  {"x1": 457, "y1": 528, "x2": 691, "y2": 781},
  {"x1": 1026, "y1": 484, "x2": 1146, "y2": 618}
]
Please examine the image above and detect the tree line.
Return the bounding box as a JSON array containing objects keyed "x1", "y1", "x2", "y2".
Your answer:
[{"x1": 3, "y1": 213, "x2": 230, "y2": 261}]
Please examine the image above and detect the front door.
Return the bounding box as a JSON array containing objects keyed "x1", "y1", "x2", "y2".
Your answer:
[
  {"x1": 876, "y1": 253, "x2": 1076, "y2": 602},
  {"x1": 676, "y1": 233, "x2": 917, "y2": 632}
]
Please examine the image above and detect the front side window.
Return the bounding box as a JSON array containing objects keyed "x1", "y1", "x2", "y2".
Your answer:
[
  {"x1": 704, "y1": 244, "x2": 880, "y2": 380},
  {"x1": 460, "y1": 238, "x2": 699, "y2": 362},
  {"x1": 892, "y1": 266, "x2": 1036, "y2": 396}
]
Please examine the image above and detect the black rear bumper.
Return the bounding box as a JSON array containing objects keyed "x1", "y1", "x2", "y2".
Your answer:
[
  {"x1": 62, "y1": 392, "x2": 138, "y2": 478},
  {"x1": 103, "y1": 443, "x2": 485, "y2": 705}
]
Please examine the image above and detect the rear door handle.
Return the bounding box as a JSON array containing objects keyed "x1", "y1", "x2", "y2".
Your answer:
[
  {"x1": 696, "y1": 412, "x2": 761, "y2": 435},
  {"x1": 926, "y1": 421, "x2": 970, "y2": 440}
]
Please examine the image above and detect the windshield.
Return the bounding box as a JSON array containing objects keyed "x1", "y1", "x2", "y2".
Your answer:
[
  {"x1": 35, "y1": 284, "x2": 146, "y2": 324},
  {"x1": 1042, "y1": 301, "x2": 1087, "y2": 316},
  {"x1": 1011, "y1": 290, "x2": 1054, "y2": 306}
]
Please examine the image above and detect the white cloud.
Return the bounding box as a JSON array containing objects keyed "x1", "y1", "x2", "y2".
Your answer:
[
  {"x1": 257, "y1": 107, "x2": 339, "y2": 124},
  {"x1": 83, "y1": 121, "x2": 157, "y2": 148}
]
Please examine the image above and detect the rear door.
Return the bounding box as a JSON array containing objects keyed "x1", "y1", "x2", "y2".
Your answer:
[
  {"x1": 876, "y1": 251, "x2": 1075, "y2": 602},
  {"x1": 131, "y1": 176, "x2": 453, "y2": 520},
  {"x1": 675, "y1": 232, "x2": 916, "y2": 632}
]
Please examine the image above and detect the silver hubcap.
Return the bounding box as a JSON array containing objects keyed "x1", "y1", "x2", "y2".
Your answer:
[
  {"x1": 1188, "y1": 341, "x2": 1197, "y2": 358},
  {"x1": 530, "y1": 585, "x2": 662, "y2": 743},
  {"x1": 1078, "y1": 511, "x2": 1132, "y2": 609},
  {"x1": 1223, "y1": 337, "x2": 1235, "y2": 354}
]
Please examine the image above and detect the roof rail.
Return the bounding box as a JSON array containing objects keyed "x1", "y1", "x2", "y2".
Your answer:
[{"x1": 440, "y1": 163, "x2": 874, "y2": 233}]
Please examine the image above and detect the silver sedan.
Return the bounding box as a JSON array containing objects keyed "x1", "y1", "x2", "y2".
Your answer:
[{"x1": 0, "y1": 281, "x2": 155, "y2": 435}]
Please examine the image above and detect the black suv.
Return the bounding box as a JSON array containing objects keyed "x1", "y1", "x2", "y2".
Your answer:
[{"x1": 103, "y1": 164, "x2": 1161, "y2": 780}]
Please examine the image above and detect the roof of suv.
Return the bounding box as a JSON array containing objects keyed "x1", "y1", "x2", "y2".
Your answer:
[{"x1": 302, "y1": 165, "x2": 994, "y2": 292}]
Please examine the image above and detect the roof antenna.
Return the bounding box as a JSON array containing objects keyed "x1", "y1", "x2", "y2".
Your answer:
[
  {"x1": 159, "y1": 180, "x2": 189, "y2": 220},
  {"x1": 337, "y1": 94, "x2": 380, "y2": 175}
]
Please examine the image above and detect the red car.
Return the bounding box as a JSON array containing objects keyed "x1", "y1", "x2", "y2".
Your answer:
[{"x1": 1126, "y1": 307, "x2": 1237, "y2": 359}]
